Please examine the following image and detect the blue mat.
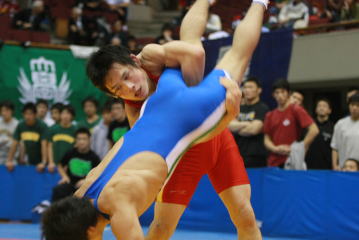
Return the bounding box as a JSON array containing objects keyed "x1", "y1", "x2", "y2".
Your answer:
[{"x1": 0, "y1": 223, "x2": 309, "y2": 240}]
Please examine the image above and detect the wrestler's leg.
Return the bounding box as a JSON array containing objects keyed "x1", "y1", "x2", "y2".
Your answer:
[
  {"x1": 180, "y1": 0, "x2": 210, "y2": 46},
  {"x1": 215, "y1": 2, "x2": 265, "y2": 84},
  {"x1": 179, "y1": 0, "x2": 211, "y2": 85},
  {"x1": 145, "y1": 203, "x2": 186, "y2": 240},
  {"x1": 208, "y1": 130, "x2": 261, "y2": 240},
  {"x1": 219, "y1": 185, "x2": 262, "y2": 240}
]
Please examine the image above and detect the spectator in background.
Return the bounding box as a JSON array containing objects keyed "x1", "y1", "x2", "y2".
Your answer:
[
  {"x1": 91, "y1": 101, "x2": 112, "y2": 159},
  {"x1": 36, "y1": 99, "x2": 54, "y2": 126},
  {"x1": 13, "y1": 0, "x2": 49, "y2": 31},
  {"x1": 47, "y1": 105, "x2": 77, "y2": 172},
  {"x1": 78, "y1": 97, "x2": 101, "y2": 132},
  {"x1": 229, "y1": 78, "x2": 269, "y2": 168},
  {"x1": 328, "y1": 0, "x2": 344, "y2": 22},
  {"x1": 6, "y1": 103, "x2": 48, "y2": 171},
  {"x1": 206, "y1": 5, "x2": 222, "y2": 32},
  {"x1": 331, "y1": 93, "x2": 359, "y2": 170},
  {"x1": 289, "y1": 90, "x2": 304, "y2": 106},
  {"x1": 107, "y1": 99, "x2": 129, "y2": 146},
  {"x1": 155, "y1": 23, "x2": 175, "y2": 45},
  {"x1": 340, "y1": 0, "x2": 359, "y2": 20},
  {"x1": 105, "y1": 0, "x2": 130, "y2": 23},
  {"x1": 68, "y1": 7, "x2": 86, "y2": 45},
  {"x1": 68, "y1": 7, "x2": 99, "y2": 46},
  {"x1": 263, "y1": 79, "x2": 319, "y2": 167},
  {"x1": 76, "y1": 0, "x2": 104, "y2": 11},
  {"x1": 127, "y1": 35, "x2": 141, "y2": 54},
  {"x1": 347, "y1": 86, "x2": 359, "y2": 102},
  {"x1": 51, "y1": 128, "x2": 100, "y2": 202},
  {"x1": 0, "y1": 0, "x2": 20, "y2": 16},
  {"x1": 0, "y1": 101, "x2": 18, "y2": 165},
  {"x1": 278, "y1": 0, "x2": 309, "y2": 29},
  {"x1": 342, "y1": 158, "x2": 359, "y2": 172},
  {"x1": 108, "y1": 19, "x2": 128, "y2": 46},
  {"x1": 50, "y1": 103, "x2": 64, "y2": 126},
  {"x1": 305, "y1": 99, "x2": 334, "y2": 169}
]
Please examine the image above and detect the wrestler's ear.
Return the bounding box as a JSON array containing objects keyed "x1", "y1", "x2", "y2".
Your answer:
[{"x1": 130, "y1": 54, "x2": 141, "y2": 67}]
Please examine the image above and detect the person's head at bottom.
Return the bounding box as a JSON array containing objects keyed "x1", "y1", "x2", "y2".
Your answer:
[
  {"x1": 342, "y1": 159, "x2": 359, "y2": 172},
  {"x1": 42, "y1": 197, "x2": 100, "y2": 240}
]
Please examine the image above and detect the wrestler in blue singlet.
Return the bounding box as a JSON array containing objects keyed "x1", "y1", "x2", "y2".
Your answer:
[{"x1": 84, "y1": 68, "x2": 229, "y2": 214}]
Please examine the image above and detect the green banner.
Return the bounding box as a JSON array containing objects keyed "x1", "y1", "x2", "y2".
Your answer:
[{"x1": 0, "y1": 44, "x2": 107, "y2": 120}]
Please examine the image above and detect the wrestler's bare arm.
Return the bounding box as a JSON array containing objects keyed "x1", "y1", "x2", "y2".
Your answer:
[
  {"x1": 139, "y1": 41, "x2": 205, "y2": 85},
  {"x1": 111, "y1": 204, "x2": 144, "y2": 240}
]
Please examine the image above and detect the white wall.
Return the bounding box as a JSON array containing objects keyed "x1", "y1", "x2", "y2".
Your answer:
[{"x1": 288, "y1": 30, "x2": 359, "y2": 84}]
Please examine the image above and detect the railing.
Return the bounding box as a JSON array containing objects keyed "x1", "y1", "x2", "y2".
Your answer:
[{"x1": 295, "y1": 19, "x2": 359, "y2": 35}]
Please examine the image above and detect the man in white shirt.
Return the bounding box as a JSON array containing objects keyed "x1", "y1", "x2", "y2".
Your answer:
[
  {"x1": 279, "y1": 0, "x2": 309, "y2": 29},
  {"x1": 91, "y1": 101, "x2": 112, "y2": 159},
  {"x1": 331, "y1": 93, "x2": 359, "y2": 170},
  {"x1": 0, "y1": 101, "x2": 19, "y2": 164}
]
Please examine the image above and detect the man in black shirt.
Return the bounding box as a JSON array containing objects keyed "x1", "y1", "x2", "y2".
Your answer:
[
  {"x1": 305, "y1": 98, "x2": 334, "y2": 169},
  {"x1": 51, "y1": 128, "x2": 100, "y2": 202},
  {"x1": 107, "y1": 99, "x2": 129, "y2": 146},
  {"x1": 229, "y1": 77, "x2": 269, "y2": 167}
]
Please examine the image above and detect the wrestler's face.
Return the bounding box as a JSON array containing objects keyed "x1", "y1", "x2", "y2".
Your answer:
[{"x1": 105, "y1": 63, "x2": 149, "y2": 101}]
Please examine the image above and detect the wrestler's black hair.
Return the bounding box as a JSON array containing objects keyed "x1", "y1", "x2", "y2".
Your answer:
[
  {"x1": 87, "y1": 45, "x2": 137, "y2": 95},
  {"x1": 22, "y1": 102, "x2": 37, "y2": 114},
  {"x1": 42, "y1": 197, "x2": 99, "y2": 240}
]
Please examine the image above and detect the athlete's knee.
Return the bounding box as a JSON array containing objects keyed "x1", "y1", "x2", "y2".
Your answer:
[
  {"x1": 233, "y1": 200, "x2": 257, "y2": 230},
  {"x1": 148, "y1": 219, "x2": 176, "y2": 239}
]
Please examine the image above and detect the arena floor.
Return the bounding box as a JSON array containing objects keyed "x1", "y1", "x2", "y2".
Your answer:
[{"x1": 0, "y1": 223, "x2": 310, "y2": 240}]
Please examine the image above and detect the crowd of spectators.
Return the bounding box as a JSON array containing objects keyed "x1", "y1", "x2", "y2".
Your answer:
[
  {"x1": 0, "y1": 0, "x2": 143, "y2": 50},
  {"x1": 1, "y1": 0, "x2": 359, "y2": 47},
  {"x1": 0, "y1": 85, "x2": 358, "y2": 203},
  {"x1": 0, "y1": 98, "x2": 129, "y2": 202},
  {"x1": 229, "y1": 80, "x2": 359, "y2": 171},
  {"x1": 0, "y1": 85, "x2": 358, "y2": 175}
]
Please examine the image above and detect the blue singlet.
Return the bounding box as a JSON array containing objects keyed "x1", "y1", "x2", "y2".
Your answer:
[{"x1": 84, "y1": 68, "x2": 229, "y2": 216}]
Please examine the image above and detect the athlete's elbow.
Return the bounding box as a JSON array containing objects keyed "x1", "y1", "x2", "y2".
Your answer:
[{"x1": 191, "y1": 46, "x2": 205, "y2": 62}]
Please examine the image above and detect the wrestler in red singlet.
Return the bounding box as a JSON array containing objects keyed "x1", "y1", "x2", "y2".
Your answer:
[{"x1": 126, "y1": 71, "x2": 249, "y2": 205}]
